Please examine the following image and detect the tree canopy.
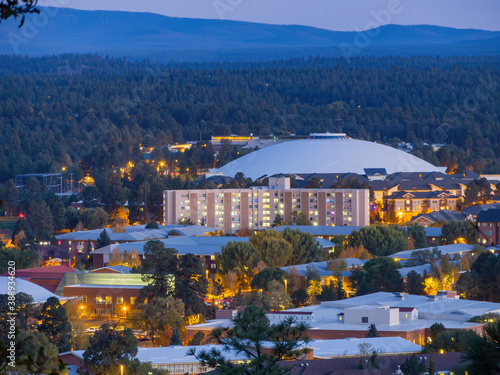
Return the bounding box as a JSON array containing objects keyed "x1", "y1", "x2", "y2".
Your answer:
[
  {"x1": 349, "y1": 225, "x2": 406, "y2": 256},
  {"x1": 37, "y1": 296, "x2": 72, "y2": 353},
  {"x1": 189, "y1": 305, "x2": 310, "y2": 375},
  {"x1": 216, "y1": 241, "x2": 262, "y2": 290},
  {"x1": 139, "y1": 239, "x2": 176, "y2": 302},
  {"x1": 83, "y1": 323, "x2": 139, "y2": 375}
]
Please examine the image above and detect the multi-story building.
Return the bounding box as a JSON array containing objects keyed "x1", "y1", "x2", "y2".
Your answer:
[
  {"x1": 383, "y1": 190, "x2": 460, "y2": 223},
  {"x1": 476, "y1": 208, "x2": 500, "y2": 245},
  {"x1": 163, "y1": 178, "x2": 370, "y2": 233}
]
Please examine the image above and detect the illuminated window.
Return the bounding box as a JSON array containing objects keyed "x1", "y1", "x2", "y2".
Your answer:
[
  {"x1": 95, "y1": 296, "x2": 103, "y2": 304},
  {"x1": 116, "y1": 297, "x2": 124, "y2": 304},
  {"x1": 130, "y1": 297, "x2": 136, "y2": 305}
]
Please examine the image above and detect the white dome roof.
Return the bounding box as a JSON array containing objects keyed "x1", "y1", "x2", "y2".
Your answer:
[
  {"x1": 0, "y1": 277, "x2": 64, "y2": 304},
  {"x1": 215, "y1": 138, "x2": 444, "y2": 179}
]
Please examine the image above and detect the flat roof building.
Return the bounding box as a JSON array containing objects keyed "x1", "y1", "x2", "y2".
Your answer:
[
  {"x1": 15, "y1": 173, "x2": 63, "y2": 194},
  {"x1": 187, "y1": 292, "x2": 499, "y2": 345},
  {"x1": 164, "y1": 178, "x2": 369, "y2": 234}
]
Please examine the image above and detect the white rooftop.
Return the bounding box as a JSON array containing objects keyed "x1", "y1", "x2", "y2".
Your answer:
[
  {"x1": 190, "y1": 292, "x2": 500, "y2": 333},
  {"x1": 0, "y1": 276, "x2": 70, "y2": 304},
  {"x1": 389, "y1": 244, "x2": 475, "y2": 260},
  {"x1": 62, "y1": 344, "x2": 247, "y2": 365},
  {"x1": 273, "y1": 225, "x2": 364, "y2": 236},
  {"x1": 56, "y1": 224, "x2": 216, "y2": 242},
  {"x1": 215, "y1": 137, "x2": 444, "y2": 179},
  {"x1": 92, "y1": 236, "x2": 251, "y2": 257},
  {"x1": 309, "y1": 337, "x2": 422, "y2": 358},
  {"x1": 281, "y1": 259, "x2": 368, "y2": 277},
  {"x1": 92, "y1": 236, "x2": 332, "y2": 257}
]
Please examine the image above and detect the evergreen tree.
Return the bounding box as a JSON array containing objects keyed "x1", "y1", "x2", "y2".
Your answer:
[
  {"x1": 365, "y1": 323, "x2": 380, "y2": 338},
  {"x1": 188, "y1": 305, "x2": 310, "y2": 375},
  {"x1": 188, "y1": 331, "x2": 205, "y2": 346},
  {"x1": 400, "y1": 354, "x2": 426, "y2": 375},
  {"x1": 462, "y1": 320, "x2": 500, "y2": 375},
  {"x1": 429, "y1": 322, "x2": 446, "y2": 342},
  {"x1": 283, "y1": 229, "x2": 324, "y2": 264},
  {"x1": 28, "y1": 200, "x2": 55, "y2": 241},
  {"x1": 0, "y1": 330, "x2": 62, "y2": 374},
  {"x1": 175, "y1": 253, "x2": 208, "y2": 316},
  {"x1": 405, "y1": 270, "x2": 425, "y2": 295},
  {"x1": 336, "y1": 277, "x2": 347, "y2": 300},
  {"x1": 37, "y1": 297, "x2": 72, "y2": 352},
  {"x1": 170, "y1": 328, "x2": 182, "y2": 346},
  {"x1": 139, "y1": 240, "x2": 177, "y2": 302},
  {"x1": 318, "y1": 283, "x2": 336, "y2": 301},
  {"x1": 291, "y1": 289, "x2": 308, "y2": 308},
  {"x1": 145, "y1": 220, "x2": 159, "y2": 229},
  {"x1": 427, "y1": 358, "x2": 436, "y2": 375},
  {"x1": 96, "y1": 229, "x2": 111, "y2": 249},
  {"x1": 217, "y1": 241, "x2": 261, "y2": 290},
  {"x1": 251, "y1": 268, "x2": 289, "y2": 291},
  {"x1": 83, "y1": 323, "x2": 138, "y2": 375}
]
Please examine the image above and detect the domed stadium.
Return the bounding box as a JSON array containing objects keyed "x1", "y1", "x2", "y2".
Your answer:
[{"x1": 214, "y1": 133, "x2": 445, "y2": 179}]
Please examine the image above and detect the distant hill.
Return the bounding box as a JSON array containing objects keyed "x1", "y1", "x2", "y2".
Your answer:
[{"x1": 1, "y1": 7, "x2": 499, "y2": 61}]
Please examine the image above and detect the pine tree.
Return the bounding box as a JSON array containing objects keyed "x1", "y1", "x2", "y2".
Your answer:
[
  {"x1": 96, "y1": 229, "x2": 111, "y2": 249},
  {"x1": 365, "y1": 323, "x2": 379, "y2": 338},
  {"x1": 37, "y1": 297, "x2": 72, "y2": 352},
  {"x1": 336, "y1": 277, "x2": 347, "y2": 300},
  {"x1": 427, "y1": 357, "x2": 436, "y2": 375},
  {"x1": 170, "y1": 327, "x2": 182, "y2": 346},
  {"x1": 188, "y1": 331, "x2": 205, "y2": 346}
]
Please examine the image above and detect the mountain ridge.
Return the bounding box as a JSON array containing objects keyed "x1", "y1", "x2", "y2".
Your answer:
[{"x1": 1, "y1": 7, "x2": 499, "y2": 61}]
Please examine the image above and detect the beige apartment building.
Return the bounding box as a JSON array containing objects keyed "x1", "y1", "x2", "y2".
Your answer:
[{"x1": 163, "y1": 178, "x2": 370, "y2": 233}]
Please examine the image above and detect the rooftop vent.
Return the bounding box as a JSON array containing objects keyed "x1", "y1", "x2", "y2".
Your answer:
[{"x1": 393, "y1": 292, "x2": 406, "y2": 300}]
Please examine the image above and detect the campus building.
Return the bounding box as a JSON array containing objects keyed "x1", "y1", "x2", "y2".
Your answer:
[
  {"x1": 163, "y1": 177, "x2": 370, "y2": 234},
  {"x1": 383, "y1": 191, "x2": 460, "y2": 222},
  {"x1": 188, "y1": 292, "x2": 499, "y2": 346},
  {"x1": 476, "y1": 208, "x2": 500, "y2": 245},
  {"x1": 55, "y1": 224, "x2": 215, "y2": 263}
]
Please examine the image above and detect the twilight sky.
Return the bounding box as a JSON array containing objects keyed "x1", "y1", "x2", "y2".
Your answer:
[{"x1": 40, "y1": 0, "x2": 499, "y2": 31}]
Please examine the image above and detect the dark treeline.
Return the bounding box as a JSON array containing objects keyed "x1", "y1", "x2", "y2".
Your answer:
[{"x1": 0, "y1": 54, "x2": 500, "y2": 183}]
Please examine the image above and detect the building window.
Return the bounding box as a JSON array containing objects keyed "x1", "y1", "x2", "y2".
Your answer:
[
  {"x1": 116, "y1": 297, "x2": 124, "y2": 304},
  {"x1": 130, "y1": 297, "x2": 136, "y2": 305},
  {"x1": 105, "y1": 296, "x2": 112, "y2": 304},
  {"x1": 95, "y1": 296, "x2": 103, "y2": 304},
  {"x1": 211, "y1": 264, "x2": 217, "y2": 269},
  {"x1": 82, "y1": 295, "x2": 88, "y2": 303},
  {"x1": 362, "y1": 317, "x2": 368, "y2": 323}
]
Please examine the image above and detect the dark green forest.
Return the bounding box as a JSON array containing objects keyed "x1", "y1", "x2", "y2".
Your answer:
[{"x1": 0, "y1": 54, "x2": 499, "y2": 184}]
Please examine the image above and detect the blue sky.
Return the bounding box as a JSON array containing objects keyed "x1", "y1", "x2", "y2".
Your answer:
[{"x1": 40, "y1": 0, "x2": 500, "y2": 31}]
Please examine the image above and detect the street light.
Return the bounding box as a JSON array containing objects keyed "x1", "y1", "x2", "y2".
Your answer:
[{"x1": 120, "y1": 365, "x2": 124, "y2": 375}]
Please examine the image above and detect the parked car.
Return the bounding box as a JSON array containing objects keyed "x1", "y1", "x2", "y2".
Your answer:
[{"x1": 85, "y1": 326, "x2": 98, "y2": 334}]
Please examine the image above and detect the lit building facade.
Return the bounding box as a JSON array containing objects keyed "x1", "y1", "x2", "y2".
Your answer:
[
  {"x1": 163, "y1": 178, "x2": 369, "y2": 233},
  {"x1": 383, "y1": 191, "x2": 460, "y2": 223}
]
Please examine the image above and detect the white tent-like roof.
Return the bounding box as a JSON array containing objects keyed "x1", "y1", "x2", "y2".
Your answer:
[
  {"x1": 215, "y1": 137, "x2": 444, "y2": 179},
  {"x1": 0, "y1": 276, "x2": 69, "y2": 304}
]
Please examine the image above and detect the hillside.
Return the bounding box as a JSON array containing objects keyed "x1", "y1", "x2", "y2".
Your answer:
[{"x1": 1, "y1": 7, "x2": 499, "y2": 60}]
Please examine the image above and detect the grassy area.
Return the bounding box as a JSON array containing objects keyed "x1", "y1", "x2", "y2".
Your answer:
[{"x1": 0, "y1": 218, "x2": 17, "y2": 230}]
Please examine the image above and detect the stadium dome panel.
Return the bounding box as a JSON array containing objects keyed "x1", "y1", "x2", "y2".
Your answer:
[{"x1": 214, "y1": 134, "x2": 444, "y2": 179}]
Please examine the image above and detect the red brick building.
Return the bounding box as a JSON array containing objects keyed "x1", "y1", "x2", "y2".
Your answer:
[{"x1": 476, "y1": 208, "x2": 500, "y2": 245}]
